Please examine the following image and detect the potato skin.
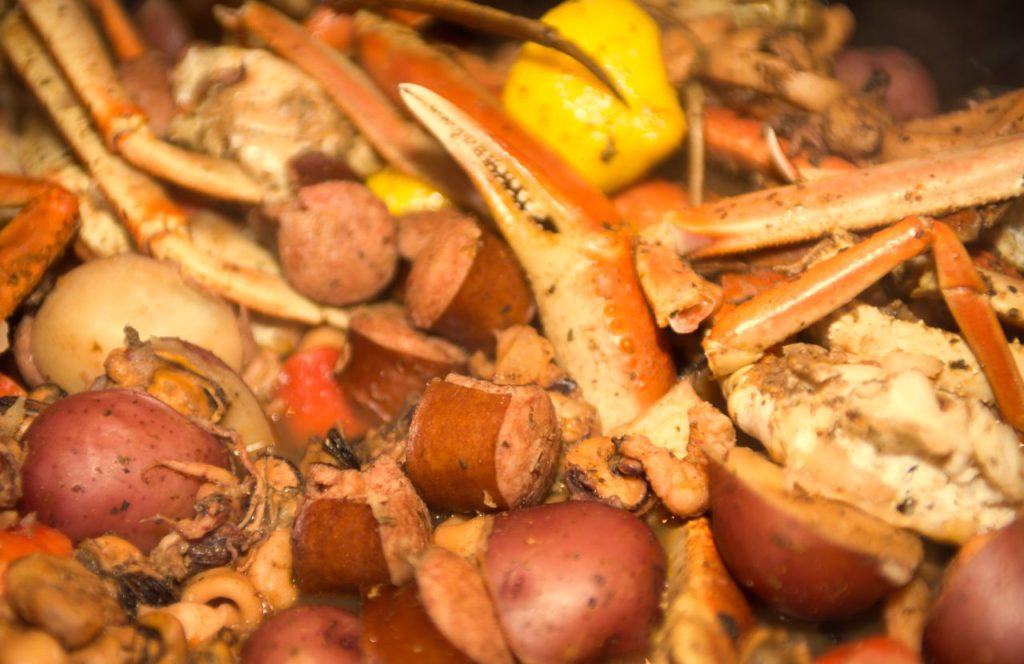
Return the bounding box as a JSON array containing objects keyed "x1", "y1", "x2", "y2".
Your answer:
[
  {"x1": 482, "y1": 501, "x2": 666, "y2": 664},
  {"x1": 240, "y1": 605, "x2": 360, "y2": 664},
  {"x1": 923, "y1": 518, "x2": 1024, "y2": 664},
  {"x1": 20, "y1": 389, "x2": 230, "y2": 552}
]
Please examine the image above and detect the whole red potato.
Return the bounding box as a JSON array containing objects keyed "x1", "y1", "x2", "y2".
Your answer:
[
  {"x1": 482, "y1": 501, "x2": 666, "y2": 664},
  {"x1": 240, "y1": 604, "x2": 360, "y2": 664},
  {"x1": 708, "y1": 448, "x2": 922, "y2": 621},
  {"x1": 20, "y1": 389, "x2": 231, "y2": 551},
  {"x1": 834, "y1": 47, "x2": 939, "y2": 121}
]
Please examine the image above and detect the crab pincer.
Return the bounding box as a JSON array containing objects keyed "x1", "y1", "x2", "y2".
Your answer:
[{"x1": 400, "y1": 83, "x2": 676, "y2": 430}]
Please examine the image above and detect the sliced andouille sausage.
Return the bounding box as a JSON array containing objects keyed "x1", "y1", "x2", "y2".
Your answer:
[
  {"x1": 404, "y1": 213, "x2": 534, "y2": 352},
  {"x1": 287, "y1": 151, "x2": 356, "y2": 188},
  {"x1": 291, "y1": 457, "x2": 430, "y2": 594},
  {"x1": 395, "y1": 209, "x2": 466, "y2": 260},
  {"x1": 277, "y1": 181, "x2": 397, "y2": 306},
  {"x1": 405, "y1": 374, "x2": 560, "y2": 512},
  {"x1": 415, "y1": 547, "x2": 514, "y2": 664},
  {"x1": 337, "y1": 305, "x2": 467, "y2": 422}
]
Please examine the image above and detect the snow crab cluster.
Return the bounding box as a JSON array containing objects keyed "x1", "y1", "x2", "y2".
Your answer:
[{"x1": 0, "y1": 0, "x2": 1022, "y2": 662}]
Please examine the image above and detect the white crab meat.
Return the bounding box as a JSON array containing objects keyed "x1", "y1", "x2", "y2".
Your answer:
[
  {"x1": 814, "y1": 302, "x2": 1024, "y2": 405},
  {"x1": 168, "y1": 45, "x2": 379, "y2": 197},
  {"x1": 724, "y1": 343, "x2": 1024, "y2": 544}
]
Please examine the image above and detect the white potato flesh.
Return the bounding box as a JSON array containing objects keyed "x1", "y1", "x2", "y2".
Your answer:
[{"x1": 32, "y1": 254, "x2": 244, "y2": 393}]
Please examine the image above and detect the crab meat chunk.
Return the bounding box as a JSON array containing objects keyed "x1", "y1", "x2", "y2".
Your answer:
[
  {"x1": 168, "y1": 45, "x2": 379, "y2": 197},
  {"x1": 724, "y1": 344, "x2": 1023, "y2": 544}
]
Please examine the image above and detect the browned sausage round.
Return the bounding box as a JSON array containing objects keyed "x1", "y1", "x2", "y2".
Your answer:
[
  {"x1": 404, "y1": 213, "x2": 535, "y2": 353},
  {"x1": 277, "y1": 181, "x2": 397, "y2": 306},
  {"x1": 292, "y1": 457, "x2": 431, "y2": 594},
  {"x1": 338, "y1": 305, "x2": 467, "y2": 422},
  {"x1": 405, "y1": 375, "x2": 559, "y2": 513}
]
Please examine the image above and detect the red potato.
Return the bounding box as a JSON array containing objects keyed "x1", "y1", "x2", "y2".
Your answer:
[
  {"x1": 19, "y1": 389, "x2": 231, "y2": 552},
  {"x1": 483, "y1": 501, "x2": 666, "y2": 664},
  {"x1": 707, "y1": 448, "x2": 924, "y2": 621},
  {"x1": 833, "y1": 47, "x2": 939, "y2": 122},
  {"x1": 923, "y1": 517, "x2": 1024, "y2": 664},
  {"x1": 240, "y1": 604, "x2": 360, "y2": 664}
]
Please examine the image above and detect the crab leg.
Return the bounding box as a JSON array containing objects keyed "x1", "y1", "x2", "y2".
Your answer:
[
  {"x1": 706, "y1": 216, "x2": 1024, "y2": 431},
  {"x1": 0, "y1": 175, "x2": 79, "y2": 319},
  {"x1": 400, "y1": 83, "x2": 675, "y2": 430},
  {"x1": 85, "y1": 0, "x2": 146, "y2": 61},
  {"x1": 17, "y1": 0, "x2": 263, "y2": 203},
  {"x1": 671, "y1": 132, "x2": 1024, "y2": 256},
  {"x1": 1, "y1": 13, "x2": 347, "y2": 326},
  {"x1": 930, "y1": 223, "x2": 1024, "y2": 431},
  {"x1": 223, "y1": 1, "x2": 478, "y2": 209}
]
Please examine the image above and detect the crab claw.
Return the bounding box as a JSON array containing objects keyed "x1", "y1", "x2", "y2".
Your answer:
[{"x1": 399, "y1": 83, "x2": 675, "y2": 430}]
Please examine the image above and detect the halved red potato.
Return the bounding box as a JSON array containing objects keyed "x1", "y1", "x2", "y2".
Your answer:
[
  {"x1": 708, "y1": 447, "x2": 923, "y2": 621},
  {"x1": 923, "y1": 517, "x2": 1024, "y2": 664}
]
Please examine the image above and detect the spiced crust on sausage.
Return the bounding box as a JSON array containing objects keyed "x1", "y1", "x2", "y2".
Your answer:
[{"x1": 276, "y1": 181, "x2": 397, "y2": 306}]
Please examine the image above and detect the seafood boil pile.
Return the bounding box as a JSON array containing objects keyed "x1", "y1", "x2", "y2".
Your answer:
[{"x1": 0, "y1": 0, "x2": 1022, "y2": 661}]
